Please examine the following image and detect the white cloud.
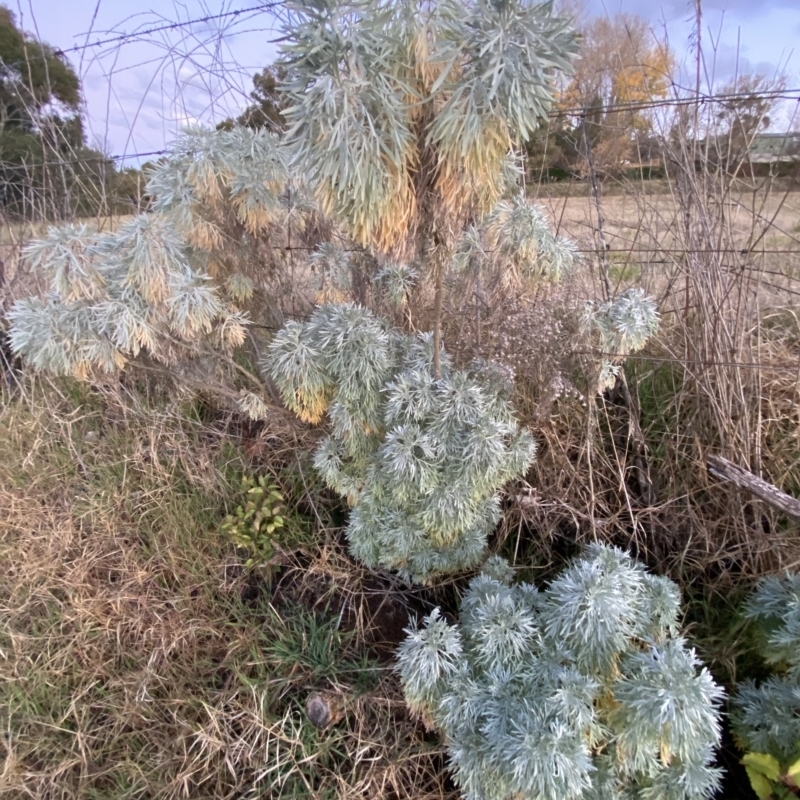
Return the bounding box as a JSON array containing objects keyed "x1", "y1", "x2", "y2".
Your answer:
[{"x1": 28, "y1": 0, "x2": 280, "y2": 160}]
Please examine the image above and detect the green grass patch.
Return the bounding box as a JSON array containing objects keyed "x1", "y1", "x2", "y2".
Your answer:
[
  {"x1": 607, "y1": 258, "x2": 641, "y2": 285},
  {"x1": 0, "y1": 380, "x2": 433, "y2": 800}
]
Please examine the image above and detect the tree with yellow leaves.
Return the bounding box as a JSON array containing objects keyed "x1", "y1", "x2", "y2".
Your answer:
[{"x1": 560, "y1": 13, "x2": 675, "y2": 175}]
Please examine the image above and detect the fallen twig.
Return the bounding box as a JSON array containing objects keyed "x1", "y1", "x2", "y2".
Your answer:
[{"x1": 708, "y1": 455, "x2": 800, "y2": 522}]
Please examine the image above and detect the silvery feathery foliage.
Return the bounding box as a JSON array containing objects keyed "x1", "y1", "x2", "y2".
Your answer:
[
  {"x1": 484, "y1": 194, "x2": 579, "y2": 282},
  {"x1": 278, "y1": 0, "x2": 579, "y2": 250},
  {"x1": 584, "y1": 289, "x2": 660, "y2": 391},
  {"x1": 147, "y1": 124, "x2": 291, "y2": 245},
  {"x1": 376, "y1": 263, "x2": 419, "y2": 308},
  {"x1": 8, "y1": 125, "x2": 292, "y2": 382},
  {"x1": 731, "y1": 575, "x2": 800, "y2": 760},
  {"x1": 9, "y1": 216, "x2": 247, "y2": 378},
  {"x1": 593, "y1": 289, "x2": 661, "y2": 354},
  {"x1": 448, "y1": 195, "x2": 578, "y2": 294},
  {"x1": 308, "y1": 243, "x2": 354, "y2": 303},
  {"x1": 266, "y1": 304, "x2": 536, "y2": 582},
  {"x1": 279, "y1": 0, "x2": 414, "y2": 249},
  {"x1": 238, "y1": 391, "x2": 272, "y2": 421},
  {"x1": 397, "y1": 544, "x2": 724, "y2": 800},
  {"x1": 431, "y1": 0, "x2": 579, "y2": 154}
]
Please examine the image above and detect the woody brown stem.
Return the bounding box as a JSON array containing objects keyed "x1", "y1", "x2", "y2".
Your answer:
[{"x1": 432, "y1": 263, "x2": 444, "y2": 380}]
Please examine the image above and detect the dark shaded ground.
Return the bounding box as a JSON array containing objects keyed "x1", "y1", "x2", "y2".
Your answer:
[{"x1": 716, "y1": 717, "x2": 756, "y2": 800}]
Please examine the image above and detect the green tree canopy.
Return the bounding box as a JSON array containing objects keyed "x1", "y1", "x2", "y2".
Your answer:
[
  {"x1": 238, "y1": 66, "x2": 287, "y2": 131},
  {"x1": 0, "y1": 5, "x2": 80, "y2": 130},
  {"x1": 218, "y1": 66, "x2": 288, "y2": 133},
  {"x1": 0, "y1": 6, "x2": 130, "y2": 219}
]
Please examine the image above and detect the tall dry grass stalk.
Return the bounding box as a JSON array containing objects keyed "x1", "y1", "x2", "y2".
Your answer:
[{"x1": 441, "y1": 71, "x2": 800, "y2": 606}]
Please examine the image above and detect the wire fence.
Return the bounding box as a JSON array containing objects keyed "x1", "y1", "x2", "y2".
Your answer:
[
  {"x1": 53, "y1": 2, "x2": 285, "y2": 56},
  {"x1": 0, "y1": 85, "x2": 797, "y2": 171}
]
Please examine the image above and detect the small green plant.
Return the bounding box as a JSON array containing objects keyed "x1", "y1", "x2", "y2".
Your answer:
[
  {"x1": 222, "y1": 474, "x2": 286, "y2": 567},
  {"x1": 607, "y1": 256, "x2": 641, "y2": 285},
  {"x1": 740, "y1": 751, "x2": 800, "y2": 799},
  {"x1": 732, "y1": 575, "x2": 800, "y2": 799},
  {"x1": 262, "y1": 603, "x2": 379, "y2": 695}
]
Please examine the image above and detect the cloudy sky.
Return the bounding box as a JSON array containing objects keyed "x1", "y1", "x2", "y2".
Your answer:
[
  {"x1": 17, "y1": 0, "x2": 800, "y2": 162},
  {"x1": 590, "y1": 0, "x2": 800, "y2": 83}
]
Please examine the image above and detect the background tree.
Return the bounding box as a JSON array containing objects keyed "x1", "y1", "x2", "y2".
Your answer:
[
  {"x1": 560, "y1": 13, "x2": 674, "y2": 175},
  {"x1": 0, "y1": 5, "x2": 127, "y2": 219},
  {"x1": 712, "y1": 72, "x2": 789, "y2": 164},
  {"x1": 522, "y1": 117, "x2": 575, "y2": 182},
  {"x1": 109, "y1": 166, "x2": 146, "y2": 213},
  {"x1": 0, "y1": 5, "x2": 79, "y2": 124},
  {"x1": 219, "y1": 65, "x2": 287, "y2": 132}
]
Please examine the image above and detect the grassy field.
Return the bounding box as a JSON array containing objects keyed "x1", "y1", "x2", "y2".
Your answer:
[
  {"x1": 0, "y1": 381, "x2": 451, "y2": 799},
  {"x1": 534, "y1": 185, "x2": 800, "y2": 307},
  {"x1": 540, "y1": 185, "x2": 800, "y2": 249}
]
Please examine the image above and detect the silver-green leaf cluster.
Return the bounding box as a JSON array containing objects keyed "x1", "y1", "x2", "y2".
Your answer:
[
  {"x1": 266, "y1": 304, "x2": 536, "y2": 582},
  {"x1": 584, "y1": 288, "x2": 660, "y2": 391},
  {"x1": 397, "y1": 544, "x2": 724, "y2": 800},
  {"x1": 731, "y1": 575, "x2": 800, "y2": 761},
  {"x1": 148, "y1": 124, "x2": 291, "y2": 244},
  {"x1": 278, "y1": 0, "x2": 579, "y2": 250},
  {"x1": 454, "y1": 193, "x2": 579, "y2": 284},
  {"x1": 9, "y1": 216, "x2": 246, "y2": 377},
  {"x1": 8, "y1": 125, "x2": 292, "y2": 378}
]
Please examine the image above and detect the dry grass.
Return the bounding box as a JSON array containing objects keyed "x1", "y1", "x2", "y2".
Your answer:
[
  {"x1": 0, "y1": 378, "x2": 451, "y2": 800},
  {"x1": 536, "y1": 184, "x2": 800, "y2": 306}
]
